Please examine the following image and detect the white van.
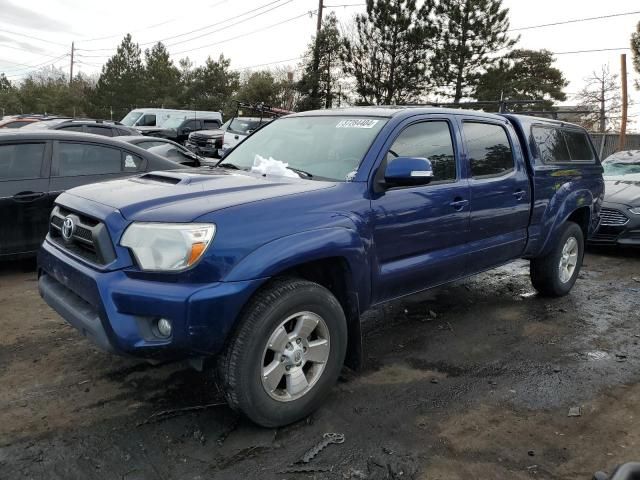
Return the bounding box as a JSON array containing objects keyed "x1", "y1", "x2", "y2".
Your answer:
[{"x1": 121, "y1": 109, "x2": 222, "y2": 128}]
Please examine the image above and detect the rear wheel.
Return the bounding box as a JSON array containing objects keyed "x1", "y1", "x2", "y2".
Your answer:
[
  {"x1": 530, "y1": 221, "x2": 584, "y2": 297},
  {"x1": 218, "y1": 278, "x2": 347, "y2": 427}
]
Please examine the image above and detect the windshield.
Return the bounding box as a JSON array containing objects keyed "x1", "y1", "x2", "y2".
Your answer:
[
  {"x1": 121, "y1": 111, "x2": 143, "y2": 126},
  {"x1": 228, "y1": 118, "x2": 267, "y2": 135},
  {"x1": 162, "y1": 117, "x2": 188, "y2": 129},
  {"x1": 220, "y1": 116, "x2": 387, "y2": 181},
  {"x1": 603, "y1": 151, "x2": 640, "y2": 180}
]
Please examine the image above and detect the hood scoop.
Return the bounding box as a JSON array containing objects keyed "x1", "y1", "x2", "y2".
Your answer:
[{"x1": 137, "y1": 172, "x2": 183, "y2": 185}]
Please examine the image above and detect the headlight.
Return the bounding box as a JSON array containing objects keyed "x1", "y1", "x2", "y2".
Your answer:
[
  {"x1": 121, "y1": 223, "x2": 215, "y2": 271},
  {"x1": 630, "y1": 207, "x2": 640, "y2": 215}
]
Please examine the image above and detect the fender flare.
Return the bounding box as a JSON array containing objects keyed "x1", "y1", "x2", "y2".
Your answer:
[{"x1": 538, "y1": 186, "x2": 595, "y2": 256}]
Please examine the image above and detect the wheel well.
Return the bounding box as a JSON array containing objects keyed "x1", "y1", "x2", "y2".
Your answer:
[
  {"x1": 567, "y1": 207, "x2": 590, "y2": 237},
  {"x1": 276, "y1": 257, "x2": 362, "y2": 370}
]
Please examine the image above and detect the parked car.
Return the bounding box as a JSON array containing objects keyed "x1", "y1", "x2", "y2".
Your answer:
[
  {"x1": 0, "y1": 130, "x2": 187, "y2": 259},
  {"x1": 138, "y1": 115, "x2": 222, "y2": 144},
  {"x1": 0, "y1": 115, "x2": 50, "y2": 129},
  {"x1": 591, "y1": 150, "x2": 640, "y2": 246},
  {"x1": 121, "y1": 108, "x2": 222, "y2": 129},
  {"x1": 22, "y1": 118, "x2": 139, "y2": 137},
  {"x1": 118, "y1": 136, "x2": 203, "y2": 167},
  {"x1": 184, "y1": 120, "x2": 228, "y2": 159},
  {"x1": 220, "y1": 117, "x2": 273, "y2": 155},
  {"x1": 38, "y1": 107, "x2": 603, "y2": 427}
]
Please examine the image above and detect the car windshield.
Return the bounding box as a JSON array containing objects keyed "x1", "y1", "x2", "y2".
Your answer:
[
  {"x1": 121, "y1": 111, "x2": 143, "y2": 126},
  {"x1": 162, "y1": 117, "x2": 188, "y2": 129},
  {"x1": 603, "y1": 151, "x2": 640, "y2": 180},
  {"x1": 219, "y1": 116, "x2": 387, "y2": 181},
  {"x1": 228, "y1": 118, "x2": 266, "y2": 135}
]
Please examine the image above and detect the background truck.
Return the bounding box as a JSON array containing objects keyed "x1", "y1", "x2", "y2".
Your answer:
[{"x1": 38, "y1": 107, "x2": 603, "y2": 427}]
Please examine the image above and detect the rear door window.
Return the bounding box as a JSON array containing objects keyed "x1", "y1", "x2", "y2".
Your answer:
[
  {"x1": 56, "y1": 142, "x2": 123, "y2": 176},
  {"x1": 0, "y1": 143, "x2": 46, "y2": 180},
  {"x1": 463, "y1": 122, "x2": 514, "y2": 178}
]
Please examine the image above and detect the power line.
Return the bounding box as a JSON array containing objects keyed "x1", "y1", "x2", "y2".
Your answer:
[
  {"x1": 237, "y1": 56, "x2": 303, "y2": 70},
  {"x1": 78, "y1": 0, "x2": 231, "y2": 43},
  {"x1": 4, "y1": 55, "x2": 70, "y2": 78},
  {"x1": 169, "y1": 11, "x2": 313, "y2": 56},
  {"x1": 551, "y1": 47, "x2": 632, "y2": 55},
  {"x1": 0, "y1": 28, "x2": 68, "y2": 47},
  {"x1": 76, "y1": 0, "x2": 291, "y2": 53},
  {"x1": 1, "y1": 54, "x2": 69, "y2": 75},
  {"x1": 0, "y1": 43, "x2": 67, "y2": 59},
  {"x1": 510, "y1": 10, "x2": 640, "y2": 32}
]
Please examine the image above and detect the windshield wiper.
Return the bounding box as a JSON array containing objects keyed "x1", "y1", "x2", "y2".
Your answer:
[
  {"x1": 286, "y1": 166, "x2": 313, "y2": 178},
  {"x1": 216, "y1": 162, "x2": 241, "y2": 170}
]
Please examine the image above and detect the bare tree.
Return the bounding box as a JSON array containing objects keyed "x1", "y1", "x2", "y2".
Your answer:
[{"x1": 574, "y1": 65, "x2": 621, "y2": 133}]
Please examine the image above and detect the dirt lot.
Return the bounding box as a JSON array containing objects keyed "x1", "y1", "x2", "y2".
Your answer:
[{"x1": 1, "y1": 248, "x2": 639, "y2": 480}]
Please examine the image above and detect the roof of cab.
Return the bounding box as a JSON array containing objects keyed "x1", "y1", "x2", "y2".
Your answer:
[{"x1": 289, "y1": 106, "x2": 507, "y2": 121}]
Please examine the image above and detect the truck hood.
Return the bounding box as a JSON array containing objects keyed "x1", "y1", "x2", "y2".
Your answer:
[
  {"x1": 604, "y1": 177, "x2": 640, "y2": 206},
  {"x1": 65, "y1": 169, "x2": 336, "y2": 222}
]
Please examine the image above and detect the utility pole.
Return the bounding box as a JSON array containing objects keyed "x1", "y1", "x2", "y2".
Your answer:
[
  {"x1": 619, "y1": 53, "x2": 628, "y2": 151},
  {"x1": 599, "y1": 75, "x2": 606, "y2": 133},
  {"x1": 69, "y1": 41, "x2": 75, "y2": 86},
  {"x1": 311, "y1": 0, "x2": 324, "y2": 109}
]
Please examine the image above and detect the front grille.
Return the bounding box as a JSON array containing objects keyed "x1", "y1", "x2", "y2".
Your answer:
[
  {"x1": 600, "y1": 207, "x2": 629, "y2": 226},
  {"x1": 49, "y1": 206, "x2": 116, "y2": 265}
]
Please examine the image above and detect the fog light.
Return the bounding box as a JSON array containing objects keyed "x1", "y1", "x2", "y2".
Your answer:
[{"x1": 156, "y1": 318, "x2": 172, "y2": 338}]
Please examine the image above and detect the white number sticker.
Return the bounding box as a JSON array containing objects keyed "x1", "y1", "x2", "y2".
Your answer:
[{"x1": 336, "y1": 119, "x2": 379, "y2": 129}]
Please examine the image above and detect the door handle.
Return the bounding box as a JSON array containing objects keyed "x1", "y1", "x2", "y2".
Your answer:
[
  {"x1": 450, "y1": 198, "x2": 469, "y2": 211},
  {"x1": 12, "y1": 191, "x2": 45, "y2": 202},
  {"x1": 513, "y1": 190, "x2": 526, "y2": 201}
]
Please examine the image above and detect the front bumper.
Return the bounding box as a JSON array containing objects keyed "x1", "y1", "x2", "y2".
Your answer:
[
  {"x1": 185, "y1": 141, "x2": 220, "y2": 158},
  {"x1": 38, "y1": 239, "x2": 265, "y2": 359},
  {"x1": 590, "y1": 203, "x2": 640, "y2": 246}
]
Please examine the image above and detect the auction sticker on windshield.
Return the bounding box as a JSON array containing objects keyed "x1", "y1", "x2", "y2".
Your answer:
[{"x1": 336, "y1": 119, "x2": 380, "y2": 129}]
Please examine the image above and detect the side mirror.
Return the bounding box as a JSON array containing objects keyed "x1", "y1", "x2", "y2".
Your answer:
[
  {"x1": 182, "y1": 127, "x2": 192, "y2": 134},
  {"x1": 384, "y1": 157, "x2": 434, "y2": 187}
]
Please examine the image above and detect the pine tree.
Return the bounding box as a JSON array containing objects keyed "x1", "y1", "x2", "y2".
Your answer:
[
  {"x1": 94, "y1": 34, "x2": 145, "y2": 111},
  {"x1": 431, "y1": 0, "x2": 517, "y2": 103},
  {"x1": 342, "y1": 0, "x2": 436, "y2": 105},
  {"x1": 144, "y1": 42, "x2": 181, "y2": 107},
  {"x1": 474, "y1": 49, "x2": 567, "y2": 111},
  {"x1": 183, "y1": 54, "x2": 239, "y2": 117},
  {"x1": 632, "y1": 21, "x2": 640, "y2": 90},
  {"x1": 238, "y1": 71, "x2": 280, "y2": 105},
  {"x1": 298, "y1": 12, "x2": 343, "y2": 110}
]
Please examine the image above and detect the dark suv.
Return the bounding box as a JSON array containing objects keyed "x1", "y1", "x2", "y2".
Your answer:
[
  {"x1": 138, "y1": 117, "x2": 221, "y2": 144},
  {"x1": 0, "y1": 131, "x2": 187, "y2": 259},
  {"x1": 22, "y1": 119, "x2": 139, "y2": 137}
]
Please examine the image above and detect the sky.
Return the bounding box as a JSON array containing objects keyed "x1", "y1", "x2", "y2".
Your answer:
[{"x1": 0, "y1": 0, "x2": 639, "y2": 128}]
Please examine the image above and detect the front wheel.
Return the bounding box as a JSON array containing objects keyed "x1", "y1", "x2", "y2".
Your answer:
[
  {"x1": 218, "y1": 278, "x2": 347, "y2": 427},
  {"x1": 530, "y1": 221, "x2": 585, "y2": 297}
]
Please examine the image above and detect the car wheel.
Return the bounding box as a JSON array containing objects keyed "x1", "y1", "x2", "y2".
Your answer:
[
  {"x1": 218, "y1": 278, "x2": 347, "y2": 427},
  {"x1": 530, "y1": 221, "x2": 584, "y2": 297}
]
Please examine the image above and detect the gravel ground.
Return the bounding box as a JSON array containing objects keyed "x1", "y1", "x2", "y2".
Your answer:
[{"x1": 0, "y1": 247, "x2": 639, "y2": 480}]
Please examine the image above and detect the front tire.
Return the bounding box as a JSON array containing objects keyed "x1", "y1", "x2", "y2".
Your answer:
[
  {"x1": 218, "y1": 278, "x2": 347, "y2": 427},
  {"x1": 530, "y1": 221, "x2": 585, "y2": 297}
]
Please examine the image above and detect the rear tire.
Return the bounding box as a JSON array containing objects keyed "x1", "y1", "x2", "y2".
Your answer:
[
  {"x1": 218, "y1": 278, "x2": 347, "y2": 427},
  {"x1": 530, "y1": 221, "x2": 584, "y2": 297}
]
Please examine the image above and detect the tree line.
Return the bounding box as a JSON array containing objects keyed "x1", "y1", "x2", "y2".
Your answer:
[{"x1": 1, "y1": 0, "x2": 639, "y2": 125}]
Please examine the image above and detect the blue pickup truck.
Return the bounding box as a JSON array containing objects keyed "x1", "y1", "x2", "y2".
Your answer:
[{"x1": 38, "y1": 107, "x2": 603, "y2": 426}]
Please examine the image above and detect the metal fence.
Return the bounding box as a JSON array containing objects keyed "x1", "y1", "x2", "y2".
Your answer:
[{"x1": 590, "y1": 133, "x2": 640, "y2": 160}]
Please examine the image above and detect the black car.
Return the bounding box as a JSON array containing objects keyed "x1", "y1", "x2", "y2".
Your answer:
[
  {"x1": 591, "y1": 150, "x2": 640, "y2": 246},
  {"x1": 117, "y1": 136, "x2": 203, "y2": 166},
  {"x1": 0, "y1": 131, "x2": 187, "y2": 259},
  {"x1": 137, "y1": 117, "x2": 221, "y2": 144},
  {"x1": 22, "y1": 118, "x2": 139, "y2": 137}
]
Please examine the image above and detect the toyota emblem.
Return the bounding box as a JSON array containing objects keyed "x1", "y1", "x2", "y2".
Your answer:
[{"x1": 61, "y1": 216, "x2": 75, "y2": 241}]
